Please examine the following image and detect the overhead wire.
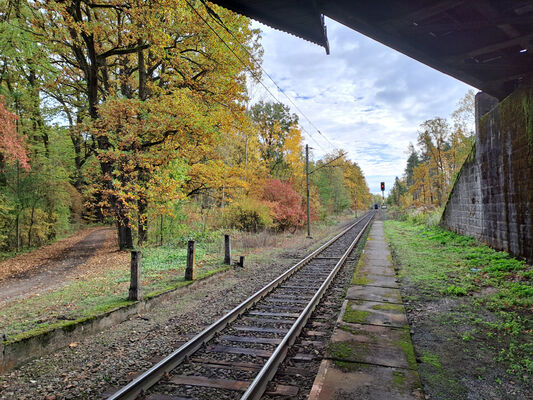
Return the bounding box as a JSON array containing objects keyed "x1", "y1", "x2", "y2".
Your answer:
[
  {"x1": 187, "y1": 0, "x2": 332, "y2": 153},
  {"x1": 201, "y1": 0, "x2": 337, "y2": 150}
]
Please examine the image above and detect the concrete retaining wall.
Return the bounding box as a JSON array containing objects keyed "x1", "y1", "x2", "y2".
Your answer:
[
  {"x1": 441, "y1": 85, "x2": 533, "y2": 262},
  {"x1": 0, "y1": 269, "x2": 229, "y2": 374}
]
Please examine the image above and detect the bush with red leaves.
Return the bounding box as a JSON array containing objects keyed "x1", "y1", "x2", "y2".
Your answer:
[
  {"x1": 0, "y1": 97, "x2": 29, "y2": 170},
  {"x1": 263, "y1": 179, "x2": 306, "y2": 231}
]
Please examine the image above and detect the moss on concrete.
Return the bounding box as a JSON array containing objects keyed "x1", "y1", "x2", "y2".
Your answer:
[
  {"x1": 343, "y1": 301, "x2": 370, "y2": 324},
  {"x1": 333, "y1": 360, "x2": 371, "y2": 372},
  {"x1": 328, "y1": 341, "x2": 368, "y2": 363},
  {"x1": 371, "y1": 303, "x2": 404, "y2": 312},
  {"x1": 352, "y1": 274, "x2": 372, "y2": 285},
  {"x1": 392, "y1": 369, "x2": 407, "y2": 387},
  {"x1": 393, "y1": 327, "x2": 417, "y2": 370}
]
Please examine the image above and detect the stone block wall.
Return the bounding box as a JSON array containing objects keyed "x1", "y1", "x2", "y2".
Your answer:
[{"x1": 441, "y1": 85, "x2": 533, "y2": 263}]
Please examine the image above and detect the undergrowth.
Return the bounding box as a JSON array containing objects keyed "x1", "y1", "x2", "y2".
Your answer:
[{"x1": 385, "y1": 220, "x2": 532, "y2": 383}]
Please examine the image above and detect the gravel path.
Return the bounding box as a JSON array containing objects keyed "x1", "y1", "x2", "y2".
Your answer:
[
  {"x1": 0, "y1": 222, "x2": 352, "y2": 400},
  {"x1": 0, "y1": 227, "x2": 114, "y2": 304}
]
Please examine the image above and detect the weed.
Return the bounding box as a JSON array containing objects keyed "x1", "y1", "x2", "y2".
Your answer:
[
  {"x1": 421, "y1": 351, "x2": 442, "y2": 369},
  {"x1": 444, "y1": 285, "x2": 467, "y2": 296},
  {"x1": 384, "y1": 220, "x2": 533, "y2": 384}
]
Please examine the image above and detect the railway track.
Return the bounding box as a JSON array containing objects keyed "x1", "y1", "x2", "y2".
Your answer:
[{"x1": 106, "y1": 212, "x2": 375, "y2": 400}]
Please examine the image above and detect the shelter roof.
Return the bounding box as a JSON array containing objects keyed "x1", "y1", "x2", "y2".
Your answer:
[{"x1": 210, "y1": 0, "x2": 533, "y2": 100}]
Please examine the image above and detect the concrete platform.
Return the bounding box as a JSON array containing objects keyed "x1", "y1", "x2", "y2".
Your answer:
[
  {"x1": 342, "y1": 299, "x2": 408, "y2": 327},
  {"x1": 309, "y1": 220, "x2": 424, "y2": 400},
  {"x1": 309, "y1": 360, "x2": 424, "y2": 400},
  {"x1": 346, "y1": 285, "x2": 403, "y2": 303}
]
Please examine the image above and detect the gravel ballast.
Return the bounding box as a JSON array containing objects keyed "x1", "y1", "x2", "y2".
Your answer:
[{"x1": 0, "y1": 221, "x2": 355, "y2": 400}]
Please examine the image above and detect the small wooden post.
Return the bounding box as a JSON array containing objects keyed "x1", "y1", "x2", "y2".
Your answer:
[
  {"x1": 224, "y1": 234, "x2": 231, "y2": 265},
  {"x1": 185, "y1": 240, "x2": 196, "y2": 280},
  {"x1": 239, "y1": 255, "x2": 245, "y2": 268},
  {"x1": 129, "y1": 250, "x2": 143, "y2": 301}
]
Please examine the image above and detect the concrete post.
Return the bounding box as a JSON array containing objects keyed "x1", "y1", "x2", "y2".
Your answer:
[
  {"x1": 128, "y1": 250, "x2": 142, "y2": 301},
  {"x1": 185, "y1": 240, "x2": 196, "y2": 280},
  {"x1": 224, "y1": 234, "x2": 231, "y2": 265}
]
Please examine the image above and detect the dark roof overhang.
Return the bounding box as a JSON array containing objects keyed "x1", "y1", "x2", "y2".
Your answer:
[
  {"x1": 211, "y1": 0, "x2": 329, "y2": 53},
  {"x1": 209, "y1": 0, "x2": 533, "y2": 100}
]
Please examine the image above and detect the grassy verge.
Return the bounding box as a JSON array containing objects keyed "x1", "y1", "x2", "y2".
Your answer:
[
  {"x1": 0, "y1": 243, "x2": 227, "y2": 343},
  {"x1": 384, "y1": 220, "x2": 532, "y2": 398},
  {"x1": 0, "y1": 215, "x2": 354, "y2": 344}
]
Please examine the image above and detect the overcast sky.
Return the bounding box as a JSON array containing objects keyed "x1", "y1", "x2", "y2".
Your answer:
[{"x1": 249, "y1": 17, "x2": 474, "y2": 194}]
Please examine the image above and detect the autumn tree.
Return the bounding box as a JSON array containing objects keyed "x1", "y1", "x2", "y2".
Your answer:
[
  {"x1": 249, "y1": 101, "x2": 300, "y2": 177},
  {"x1": 0, "y1": 98, "x2": 28, "y2": 169},
  {"x1": 311, "y1": 150, "x2": 371, "y2": 214},
  {"x1": 398, "y1": 91, "x2": 475, "y2": 208},
  {"x1": 262, "y1": 179, "x2": 306, "y2": 231},
  {"x1": 417, "y1": 117, "x2": 450, "y2": 206},
  {"x1": 31, "y1": 0, "x2": 260, "y2": 248}
]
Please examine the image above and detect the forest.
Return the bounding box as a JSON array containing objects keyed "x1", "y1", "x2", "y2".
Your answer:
[
  {"x1": 0, "y1": 0, "x2": 371, "y2": 253},
  {"x1": 386, "y1": 90, "x2": 476, "y2": 212}
]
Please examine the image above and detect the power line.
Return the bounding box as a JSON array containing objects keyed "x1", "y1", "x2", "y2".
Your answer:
[
  {"x1": 191, "y1": 0, "x2": 332, "y2": 153},
  {"x1": 309, "y1": 151, "x2": 347, "y2": 175},
  {"x1": 199, "y1": 0, "x2": 336, "y2": 151}
]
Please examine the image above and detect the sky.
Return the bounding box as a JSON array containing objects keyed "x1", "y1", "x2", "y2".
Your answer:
[{"x1": 249, "y1": 17, "x2": 475, "y2": 194}]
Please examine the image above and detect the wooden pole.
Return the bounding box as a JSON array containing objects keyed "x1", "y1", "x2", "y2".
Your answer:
[
  {"x1": 224, "y1": 234, "x2": 231, "y2": 265},
  {"x1": 128, "y1": 250, "x2": 143, "y2": 301},
  {"x1": 354, "y1": 188, "x2": 357, "y2": 217},
  {"x1": 185, "y1": 240, "x2": 196, "y2": 280},
  {"x1": 306, "y1": 144, "x2": 312, "y2": 238}
]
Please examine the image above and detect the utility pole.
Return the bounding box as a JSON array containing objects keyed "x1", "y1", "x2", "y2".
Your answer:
[
  {"x1": 354, "y1": 188, "x2": 357, "y2": 217},
  {"x1": 306, "y1": 144, "x2": 312, "y2": 238}
]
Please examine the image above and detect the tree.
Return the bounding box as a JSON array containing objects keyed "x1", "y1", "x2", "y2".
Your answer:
[
  {"x1": 311, "y1": 150, "x2": 370, "y2": 214},
  {"x1": 387, "y1": 176, "x2": 407, "y2": 207},
  {"x1": 249, "y1": 101, "x2": 299, "y2": 177},
  {"x1": 404, "y1": 143, "x2": 420, "y2": 187},
  {"x1": 417, "y1": 117, "x2": 450, "y2": 206},
  {"x1": 0, "y1": 98, "x2": 28, "y2": 169},
  {"x1": 32, "y1": 0, "x2": 260, "y2": 248},
  {"x1": 262, "y1": 179, "x2": 305, "y2": 231}
]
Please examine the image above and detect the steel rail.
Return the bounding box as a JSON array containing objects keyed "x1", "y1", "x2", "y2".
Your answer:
[
  {"x1": 240, "y1": 213, "x2": 374, "y2": 399},
  {"x1": 106, "y1": 213, "x2": 372, "y2": 400}
]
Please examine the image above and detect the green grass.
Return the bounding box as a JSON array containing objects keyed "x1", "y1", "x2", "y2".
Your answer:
[
  {"x1": 384, "y1": 220, "x2": 532, "y2": 382},
  {"x1": 0, "y1": 242, "x2": 225, "y2": 343},
  {"x1": 1, "y1": 218, "x2": 353, "y2": 346}
]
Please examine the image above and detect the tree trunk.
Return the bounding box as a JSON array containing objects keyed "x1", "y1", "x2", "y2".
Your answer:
[
  {"x1": 137, "y1": 197, "x2": 148, "y2": 246},
  {"x1": 117, "y1": 218, "x2": 133, "y2": 250},
  {"x1": 28, "y1": 205, "x2": 35, "y2": 247}
]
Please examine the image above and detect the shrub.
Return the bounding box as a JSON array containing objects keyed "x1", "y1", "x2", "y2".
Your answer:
[
  {"x1": 221, "y1": 198, "x2": 273, "y2": 232},
  {"x1": 262, "y1": 179, "x2": 306, "y2": 231}
]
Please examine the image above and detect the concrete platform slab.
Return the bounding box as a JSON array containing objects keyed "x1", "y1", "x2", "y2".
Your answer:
[
  {"x1": 358, "y1": 264, "x2": 396, "y2": 276},
  {"x1": 353, "y1": 273, "x2": 398, "y2": 288},
  {"x1": 328, "y1": 324, "x2": 416, "y2": 369},
  {"x1": 346, "y1": 285, "x2": 402, "y2": 304},
  {"x1": 309, "y1": 219, "x2": 424, "y2": 400},
  {"x1": 342, "y1": 299, "x2": 408, "y2": 327},
  {"x1": 309, "y1": 360, "x2": 424, "y2": 400},
  {"x1": 362, "y1": 255, "x2": 393, "y2": 266}
]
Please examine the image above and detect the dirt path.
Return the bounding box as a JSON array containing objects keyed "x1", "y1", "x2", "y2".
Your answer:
[{"x1": 0, "y1": 227, "x2": 115, "y2": 303}]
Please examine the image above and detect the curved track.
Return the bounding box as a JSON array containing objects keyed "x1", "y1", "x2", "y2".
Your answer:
[{"x1": 107, "y1": 212, "x2": 375, "y2": 400}]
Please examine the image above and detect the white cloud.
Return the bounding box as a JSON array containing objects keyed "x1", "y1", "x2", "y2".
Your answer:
[{"x1": 250, "y1": 18, "x2": 474, "y2": 193}]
